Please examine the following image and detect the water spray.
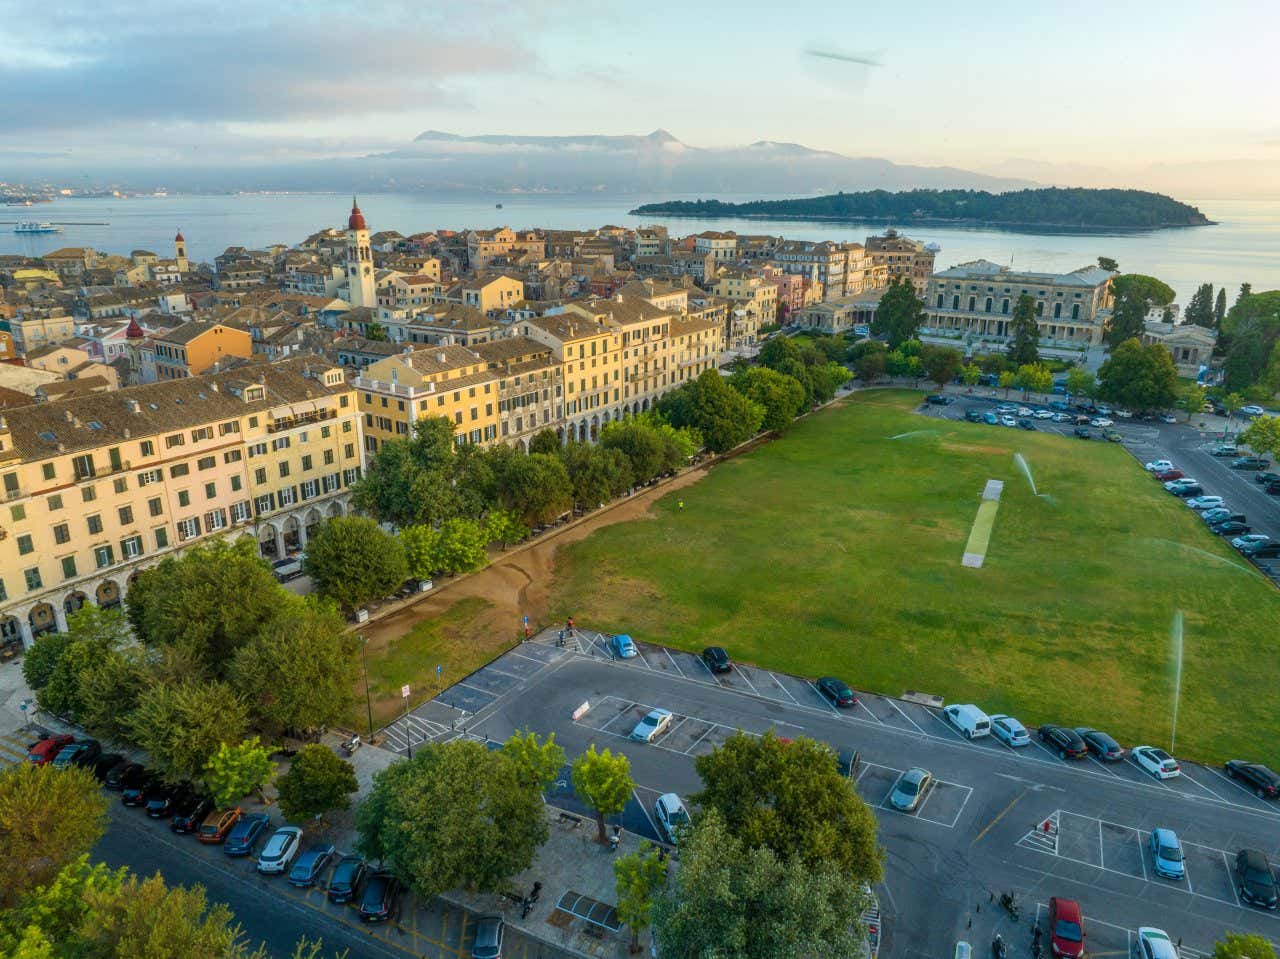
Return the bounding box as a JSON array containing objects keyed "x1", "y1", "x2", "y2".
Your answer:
[{"x1": 1171, "y1": 610, "x2": 1183, "y2": 753}]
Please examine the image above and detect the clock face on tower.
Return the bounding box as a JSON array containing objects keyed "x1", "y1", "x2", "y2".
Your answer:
[{"x1": 363, "y1": 266, "x2": 371, "y2": 276}]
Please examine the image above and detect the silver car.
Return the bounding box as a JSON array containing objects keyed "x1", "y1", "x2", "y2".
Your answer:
[
  {"x1": 630, "y1": 708, "x2": 673, "y2": 743},
  {"x1": 889, "y1": 767, "x2": 932, "y2": 811},
  {"x1": 989, "y1": 714, "x2": 1031, "y2": 747}
]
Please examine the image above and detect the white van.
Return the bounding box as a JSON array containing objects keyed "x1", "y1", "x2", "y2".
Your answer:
[{"x1": 943, "y1": 703, "x2": 991, "y2": 739}]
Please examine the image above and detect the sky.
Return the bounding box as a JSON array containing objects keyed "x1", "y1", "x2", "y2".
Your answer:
[{"x1": 4, "y1": 0, "x2": 1279, "y2": 197}]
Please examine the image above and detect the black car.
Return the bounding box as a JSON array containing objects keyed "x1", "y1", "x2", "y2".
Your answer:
[
  {"x1": 1231, "y1": 456, "x2": 1270, "y2": 471},
  {"x1": 51, "y1": 739, "x2": 101, "y2": 770},
  {"x1": 359, "y1": 872, "x2": 401, "y2": 922},
  {"x1": 472, "y1": 914, "x2": 505, "y2": 959},
  {"x1": 171, "y1": 792, "x2": 215, "y2": 834},
  {"x1": 835, "y1": 748, "x2": 861, "y2": 780},
  {"x1": 90, "y1": 752, "x2": 125, "y2": 782},
  {"x1": 1170, "y1": 483, "x2": 1203, "y2": 497},
  {"x1": 1265, "y1": 481, "x2": 1280, "y2": 496},
  {"x1": 121, "y1": 769, "x2": 160, "y2": 807},
  {"x1": 701, "y1": 646, "x2": 731, "y2": 674},
  {"x1": 104, "y1": 761, "x2": 143, "y2": 792},
  {"x1": 1255, "y1": 472, "x2": 1280, "y2": 485},
  {"x1": 925, "y1": 394, "x2": 953, "y2": 406},
  {"x1": 1237, "y1": 849, "x2": 1279, "y2": 908},
  {"x1": 145, "y1": 783, "x2": 189, "y2": 819},
  {"x1": 1245, "y1": 542, "x2": 1280, "y2": 559},
  {"x1": 1017, "y1": 418, "x2": 1036, "y2": 431},
  {"x1": 1038, "y1": 725, "x2": 1088, "y2": 759},
  {"x1": 1073, "y1": 426, "x2": 1091, "y2": 439},
  {"x1": 328, "y1": 855, "x2": 368, "y2": 903},
  {"x1": 1074, "y1": 728, "x2": 1124, "y2": 761},
  {"x1": 1211, "y1": 520, "x2": 1251, "y2": 536},
  {"x1": 816, "y1": 676, "x2": 857, "y2": 707},
  {"x1": 965, "y1": 409, "x2": 985, "y2": 423},
  {"x1": 1225, "y1": 761, "x2": 1280, "y2": 799}
]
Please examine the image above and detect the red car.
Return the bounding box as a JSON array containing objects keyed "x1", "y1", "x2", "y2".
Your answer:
[
  {"x1": 27, "y1": 734, "x2": 74, "y2": 766},
  {"x1": 1154, "y1": 469, "x2": 1184, "y2": 482},
  {"x1": 1049, "y1": 897, "x2": 1085, "y2": 959}
]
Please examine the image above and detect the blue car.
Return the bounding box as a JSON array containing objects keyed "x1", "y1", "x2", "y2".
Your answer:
[
  {"x1": 983, "y1": 411, "x2": 998, "y2": 425},
  {"x1": 223, "y1": 812, "x2": 270, "y2": 856},
  {"x1": 1149, "y1": 827, "x2": 1185, "y2": 880},
  {"x1": 611, "y1": 634, "x2": 637, "y2": 659},
  {"x1": 288, "y1": 843, "x2": 336, "y2": 887}
]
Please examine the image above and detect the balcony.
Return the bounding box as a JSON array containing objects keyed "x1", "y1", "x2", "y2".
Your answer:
[{"x1": 266, "y1": 407, "x2": 338, "y2": 434}]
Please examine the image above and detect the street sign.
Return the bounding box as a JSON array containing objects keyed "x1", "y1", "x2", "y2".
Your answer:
[
  {"x1": 400, "y1": 684, "x2": 411, "y2": 699},
  {"x1": 436, "y1": 664, "x2": 443, "y2": 678},
  {"x1": 523, "y1": 615, "x2": 529, "y2": 625}
]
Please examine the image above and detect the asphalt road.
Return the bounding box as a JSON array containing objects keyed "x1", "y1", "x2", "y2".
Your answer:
[{"x1": 389, "y1": 633, "x2": 1280, "y2": 959}]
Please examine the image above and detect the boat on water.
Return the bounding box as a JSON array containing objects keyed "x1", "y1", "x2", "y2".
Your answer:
[{"x1": 14, "y1": 222, "x2": 63, "y2": 234}]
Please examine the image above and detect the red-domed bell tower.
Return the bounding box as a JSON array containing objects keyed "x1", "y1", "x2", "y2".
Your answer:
[{"x1": 345, "y1": 198, "x2": 374, "y2": 308}]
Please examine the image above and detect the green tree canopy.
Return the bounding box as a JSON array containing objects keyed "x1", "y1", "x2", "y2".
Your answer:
[
  {"x1": 1006, "y1": 294, "x2": 1041, "y2": 365},
  {"x1": 1241, "y1": 416, "x2": 1280, "y2": 460},
  {"x1": 528, "y1": 428, "x2": 561, "y2": 455},
  {"x1": 920, "y1": 345, "x2": 963, "y2": 390},
  {"x1": 355, "y1": 740, "x2": 547, "y2": 900},
  {"x1": 1185, "y1": 282, "x2": 1215, "y2": 326},
  {"x1": 692, "y1": 730, "x2": 882, "y2": 883},
  {"x1": 729, "y1": 366, "x2": 806, "y2": 432},
  {"x1": 659, "y1": 369, "x2": 764, "y2": 453},
  {"x1": 1097, "y1": 256, "x2": 1119, "y2": 272},
  {"x1": 203, "y1": 738, "x2": 274, "y2": 809},
  {"x1": 125, "y1": 537, "x2": 282, "y2": 678},
  {"x1": 502, "y1": 730, "x2": 567, "y2": 791},
  {"x1": 870, "y1": 278, "x2": 924, "y2": 349},
  {"x1": 651, "y1": 809, "x2": 872, "y2": 959},
  {"x1": 434, "y1": 517, "x2": 490, "y2": 575},
  {"x1": 1065, "y1": 367, "x2": 1096, "y2": 400},
  {"x1": 275, "y1": 744, "x2": 358, "y2": 823},
  {"x1": 494, "y1": 452, "x2": 574, "y2": 527},
  {"x1": 571, "y1": 745, "x2": 635, "y2": 844},
  {"x1": 484, "y1": 509, "x2": 530, "y2": 549},
  {"x1": 854, "y1": 348, "x2": 887, "y2": 383},
  {"x1": 128, "y1": 680, "x2": 249, "y2": 782},
  {"x1": 1110, "y1": 274, "x2": 1174, "y2": 308},
  {"x1": 351, "y1": 416, "x2": 465, "y2": 527},
  {"x1": 1181, "y1": 384, "x2": 1208, "y2": 421},
  {"x1": 1105, "y1": 292, "x2": 1147, "y2": 346},
  {"x1": 1215, "y1": 287, "x2": 1228, "y2": 328},
  {"x1": 559, "y1": 443, "x2": 634, "y2": 511},
  {"x1": 960, "y1": 363, "x2": 981, "y2": 386},
  {"x1": 1014, "y1": 362, "x2": 1054, "y2": 396},
  {"x1": 614, "y1": 842, "x2": 667, "y2": 951},
  {"x1": 1213, "y1": 933, "x2": 1276, "y2": 959},
  {"x1": 304, "y1": 516, "x2": 408, "y2": 611},
  {"x1": 1096, "y1": 338, "x2": 1179, "y2": 412}
]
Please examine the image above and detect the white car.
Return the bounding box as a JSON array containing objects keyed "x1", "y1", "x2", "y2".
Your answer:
[
  {"x1": 1134, "y1": 927, "x2": 1180, "y2": 959},
  {"x1": 257, "y1": 825, "x2": 302, "y2": 874},
  {"x1": 653, "y1": 792, "x2": 690, "y2": 845},
  {"x1": 1053, "y1": 412, "x2": 1072, "y2": 423},
  {"x1": 1145, "y1": 459, "x2": 1174, "y2": 472},
  {"x1": 989, "y1": 714, "x2": 1031, "y2": 747},
  {"x1": 1090, "y1": 417, "x2": 1114, "y2": 428},
  {"x1": 1017, "y1": 407, "x2": 1033, "y2": 417},
  {"x1": 1164, "y1": 478, "x2": 1197, "y2": 490},
  {"x1": 1096, "y1": 405, "x2": 1113, "y2": 415},
  {"x1": 1232, "y1": 534, "x2": 1270, "y2": 550},
  {"x1": 999, "y1": 415, "x2": 1017, "y2": 427},
  {"x1": 1034, "y1": 409, "x2": 1054, "y2": 420},
  {"x1": 1132, "y1": 745, "x2": 1181, "y2": 779},
  {"x1": 1160, "y1": 414, "x2": 1178, "y2": 424},
  {"x1": 630, "y1": 708, "x2": 674, "y2": 743},
  {"x1": 996, "y1": 405, "x2": 1017, "y2": 415},
  {"x1": 1241, "y1": 405, "x2": 1266, "y2": 416},
  {"x1": 1115, "y1": 409, "x2": 1133, "y2": 418},
  {"x1": 1185, "y1": 495, "x2": 1224, "y2": 510}
]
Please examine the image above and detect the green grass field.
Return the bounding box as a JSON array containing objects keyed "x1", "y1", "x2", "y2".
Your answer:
[{"x1": 550, "y1": 390, "x2": 1280, "y2": 763}]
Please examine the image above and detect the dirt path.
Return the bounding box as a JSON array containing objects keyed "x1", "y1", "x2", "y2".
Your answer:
[{"x1": 360, "y1": 466, "x2": 712, "y2": 653}]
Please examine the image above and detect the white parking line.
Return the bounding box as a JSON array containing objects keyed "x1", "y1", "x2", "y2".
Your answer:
[
  {"x1": 885, "y1": 698, "x2": 928, "y2": 735},
  {"x1": 854, "y1": 698, "x2": 882, "y2": 724},
  {"x1": 1203, "y1": 765, "x2": 1275, "y2": 807},
  {"x1": 1099, "y1": 818, "x2": 1106, "y2": 869},
  {"x1": 663, "y1": 648, "x2": 687, "y2": 678},
  {"x1": 768, "y1": 672, "x2": 802, "y2": 705},
  {"x1": 809, "y1": 682, "x2": 842, "y2": 716},
  {"x1": 683, "y1": 725, "x2": 715, "y2": 755},
  {"x1": 1136, "y1": 828, "x2": 1149, "y2": 882},
  {"x1": 632, "y1": 789, "x2": 660, "y2": 839},
  {"x1": 598, "y1": 701, "x2": 638, "y2": 732},
  {"x1": 1223, "y1": 849, "x2": 1242, "y2": 906},
  {"x1": 735, "y1": 667, "x2": 763, "y2": 698}
]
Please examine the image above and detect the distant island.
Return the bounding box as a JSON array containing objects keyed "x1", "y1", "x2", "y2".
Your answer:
[{"x1": 630, "y1": 188, "x2": 1214, "y2": 231}]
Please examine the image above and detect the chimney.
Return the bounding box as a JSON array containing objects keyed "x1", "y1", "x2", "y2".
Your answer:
[
  {"x1": 402, "y1": 346, "x2": 412, "y2": 356},
  {"x1": 123, "y1": 427, "x2": 131, "y2": 438},
  {"x1": 126, "y1": 398, "x2": 141, "y2": 413},
  {"x1": 437, "y1": 351, "x2": 446, "y2": 363},
  {"x1": 615, "y1": 292, "x2": 624, "y2": 303},
  {"x1": 209, "y1": 381, "x2": 219, "y2": 392}
]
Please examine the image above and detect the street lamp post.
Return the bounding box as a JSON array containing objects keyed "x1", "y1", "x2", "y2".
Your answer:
[{"x1": 359, "y1": 633, "x2": 373, "y2": 739}]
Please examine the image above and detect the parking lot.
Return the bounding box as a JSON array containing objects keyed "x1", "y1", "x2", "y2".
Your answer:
[
  {"x1": 918, "y1": 390, "x2": 1280, "y2": 585},
  {"x1": 398, "y1": 631, "x2": 1280, "y2": 959}
]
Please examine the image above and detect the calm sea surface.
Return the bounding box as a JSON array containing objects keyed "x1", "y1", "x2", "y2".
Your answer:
[{"x1": 2, "y1": 193, "x2": 1277, "y2": 305}]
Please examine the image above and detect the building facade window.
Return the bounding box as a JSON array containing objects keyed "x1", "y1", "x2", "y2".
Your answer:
[{"x1": 61, "y1": 557, "x2": 77, "y2": 580}]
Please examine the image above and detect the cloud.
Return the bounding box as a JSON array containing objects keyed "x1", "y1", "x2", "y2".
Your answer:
[{"x1": 0, "y1": 0, "x2": 535, "y2": 134}]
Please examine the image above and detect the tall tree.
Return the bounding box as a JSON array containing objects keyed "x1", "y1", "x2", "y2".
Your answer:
[
  {"x1": 560, "y1": 443, "x2": 633, "y2": 511},
  {"x1": 870, "y1": 277, "x2": 925, "y2": 349},
  {"x1": 494, "y1": 452, "x2": 573, "y2": 527},
  {"x1": 692, "y1": 731, "x2": 882, "y2": 883},
  {"x1": 203, "y1": 738, "x2": 274, "y2": 809},
  {"x1": 1096, "y1": 338, "x2": 1178, "y2": 412},
  {"x1": 1014, "y1": 362, "x2": 1054, "y2": 397},
  {"x1": 571, "y1": 746, "x2": 635, "y2": 844},
  {"x1": 355, "y1": 740, "x2": 547, "y2": 900},
  {"x1": 1214, "y1": 287, "x2": 1228, "y2": 329},
  {"x1": 920, "y1": 345, "x2": 963, "y2": 390},
  {"x1": 434, "y1": 517, "x2": 490, "y2": 574},
  {"x1": 1235, "y1": 282, "x2": 1253, "y2": 309},
  {"x1": 1065, "y1": 367, "x2": 1096, "y2": 401},
  {"x1": 1096, "y1": 256, "x2": 1118, "y2": 272},
  {"x1": 1213, "y1": 933, "x2": 1275, "y2": 959},
  {"x1": 128, "y1": 680, "x2": 249, "y2": 782},
  {"x1": 651, "y1": 810, "x2": 872, "y2": 959},
  {"x1": 484, "y1": 510, "x2": 530, "y2": 549},
  {"x1": 729, "y1": 366, "x2": 806, "y2": 432},
  {"x1": 1006, "y1": 294, "x2": 1040, "y2": 365},
  {"x1": 304, "y1": 516, "x2": 408, "y2": 611},
  {"x1": 1105, "y1": 292, "x2": 1147, "y2": 346},
  {"x1": 1181, "y1": 384, "x2": 1208, "y2": 422},
  {"x1": 614, "y1": 842, "x2": 667, "y2": 952},
  {"x1": 659, "y1": 370, "x2": 764, "y2": 453},
  {"x1": 275, "y1": 745, "x2": 359, "y2": 823},
  {"x1": 1185, "y1": 282, "x2": 1215, "y2": 326},
  {"x1": 76, "y1": 646, "x2": 148, "y2": 742},
  {"x1": 529, "y1": 428, "x2": 562, "y2": 456},
  {"x1": 853, "y1": 348, "x2": 887, "y2": 383},
  {"x1": 1109, "y1": 274, "x2": 1174, "y2": 308},
  {"x1": 126, "y1": 537, "x2": 282, "y2": 678},
  {"x1": 1241, "y1": 415, "x2": 1280, "y2": 460},
  {"x1": 502, "y1": 730, "x2": 567, "y2": 792}
]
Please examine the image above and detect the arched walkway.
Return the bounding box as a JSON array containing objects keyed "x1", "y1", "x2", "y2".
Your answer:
[
  {"x1": 283, "y1": 515, "x2": 301, "y2": 552},
  {"x1": 96, "y1": 580, "x2": 121, "y2": 610},
  {"x1": 590, "y1": 415, "x2": 599, "y2": 442},
  {"x1": 327, "y1": 501, "x2": 343, "y2": 519},
  {"x1": 64, "y1": 590, "x2": 88, "y2": 615},
  {"x1": 304, "y1": 508, "x2": 322, "y2": 542},
  {"x1": 259, "y1": 523, "x2": 280, "y2": 558},
  {"x1": 0, "y1": 615, "x2": 21, "y2": 647},
  {"x1": 29, "y1": 602, "x2": 57, "y2": 637}
]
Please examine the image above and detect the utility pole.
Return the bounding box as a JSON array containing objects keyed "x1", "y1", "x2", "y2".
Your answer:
[{"x1": 359, "y1": 633, "x2": 374, "y2": 738}]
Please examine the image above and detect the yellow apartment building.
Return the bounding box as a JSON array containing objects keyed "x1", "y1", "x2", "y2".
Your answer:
[
  {"x1": 565, "y1": 295, "x2": 679, "y2": 414},
  {"x1": 0, "y1": 357, "x2": 363, "y2": 648},
  {"x1": 153, "y1": 322, "x2": 254, "y2": 380},
  {"x1": 519, "y1": 313, "x2": 624, "y2": 443}
]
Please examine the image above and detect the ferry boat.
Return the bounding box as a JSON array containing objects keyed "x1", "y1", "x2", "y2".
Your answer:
[{"x1": 14, "y1": 222, "x2": 63, "y2": 234}]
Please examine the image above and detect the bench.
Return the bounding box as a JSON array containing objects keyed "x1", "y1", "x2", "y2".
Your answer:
[{"x1": 557, "y1": 812, "x2": 583, "y2": 828}]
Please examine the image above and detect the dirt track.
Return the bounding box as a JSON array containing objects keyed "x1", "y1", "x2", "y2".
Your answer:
[{"x1": 359, "y1": 466, "x2": 712, "y2": 655}]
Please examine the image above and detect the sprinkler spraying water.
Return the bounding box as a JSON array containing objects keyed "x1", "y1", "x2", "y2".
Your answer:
[
  {"x1": 1013, "y1": 453, "x2": 1055, "y2": 503},
  {"x1": 889, "y1": 429, "x2": 941, "y2": 440},
  {"x1": 1171, "y1": 610, "x2": 1183, "y2": 753},
  {"x1": 1138, "y1": 538, "x2": 1256, "y2": 575}
]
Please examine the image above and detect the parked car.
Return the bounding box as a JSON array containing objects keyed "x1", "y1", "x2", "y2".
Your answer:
[
  {"x1": 925, "y1": 394, "x2": 953, "y2": 406},
  {"x1": 271, "y1": 555, "x2": 304, "y2": 582},
  {"x1": 816, "y1": 676, "x2": 857, "y2": 707},
  {"x1": 1241, "y1": 404, "x2": 1267, "y2": 417},
  {"x1": 1148, "y1": 829, "x2": 1185, "y2": 880},
  {"x1": 1236, "y1": 849, "x2": 1279, "y2": 909},
  {"x1": 965, "y1": 409, "x2": 985, "y2": 423},
  {"x1": 1160, "y1": 413, "x2": 1178, "y2": 423},
  {"x1": 1115, "y1": 409, "x2": 1133, "y2": 418},
  {"x1": 198, "y1": 807, "x2": 243, "y2": 845},
  {"x1": 630, "y1": 708, "x2": 674, "y2": 743},
  {"x1": 1090, "y1": 417, "x2": 1114, "y2": 428},
  {"x1": 144, "y1": 782, "x2": 188, "y2": 818},
  {"x1": 610, "y1": 634, "x2": 637, "y2": 658},
  {"x1": 889, "y1": 767, "x2": 932, "y2": 812},
  {"x1": 1224, "y1": 761, "x2": 1280, "y2": 798},
  {"x1": 171, "y1": 792, "x2": 215, "y2": 834},
  {"x1": 1185, "y1": 495, "x2": 1225, "y2": 510},
  {"x1": 1049, "y1": 400, "x2": 1070, "y2": 412},
  {"x1": 983, "y1": 411, "x2": 999, "y2": 425},
  {"x1": 472, "y1": 915, "x2": 505, "y2": 959},
  {"x1": 358, "y1": 872, "x2": 402, "y2": 922},
  {"x1": 90, "y1": 752, "x2": 125, "y2": 782},
  {"x1": 1048, "y1": 896, "x2": 1085, "y2": 959},
  {"x1": 1074, "y1": 728, "x2": 1124, "y2": 761},
  {"x1": 1132, "y1": 745, "x2": 1181, "y2": 779},
  {"x1": 327, "y1": 855, "x2": 368, "y2": 903},
  {"x1": 654, "y1": 793, "x2": 690, "y2": 845},
  {"x1": 1154, "y1": 469, "x2": 1184, "y2": 482},
  {"x1": 257, "y1": 825, "x2": 303, "y2": 875},
  {"x1": 1164, "y1": 477, "x2": 1199, "y2": 490},
  {"x1": 223, "y1": 811, "x2": 270, "y2": 855},
  {"x1": 26, "y1": 734, "x2": 74, "y2": 766},
  {"x1": 1201, "y1": 508, "x2": 1242, "y2": 525},
  {"x1": 1017, "y1": 407, "x2": 1033, "y2": 417},
  {"x1": 1039, "y1": 725, "x2": 1087, "y2": 759},
  {"x1": 1255, "y1": 471, "x2": 1280, "y2": 485},
  {"x1": 1096, "y1": 405, "x2": 1113, "y2": 415},
  {"x1": 1245, "y1": 542, "x2": 1280, "y2": 559},
  {"x1": 1211, "y1": 444, "x2": 1240, "y2": 457},
  {"x1": 288, "y1": 843, "x2": 336, "y2": 887},
  {"x1": 103, "y1": 759, "x2": 141, "y2": 790},
  {"x1": 1265, "y1": 480, "x2": 1280, "y2": 496},
  {"x1": 1103, "y1": 428, "x2": 1123, "y2": 442},
  {"x1": 121, "y1": 769, "x2": 160, "y2": 806},
  {"x1": 996, "y1": 404, "x2": 1018, "y2": 415},
  {"x1": 1135, "y1": 928, "x2": 1181, "y2": 959},
  {"x1": 1053, "y1": 412, "x2": 1072, "y2": 423},
  {"x1": 1073, "y1": 426, "x2": 1091, "y2": 439},
  {"x1": 1145, "y1": 459, "x2": 1174, "y2": 472},
  {"x1": 1211, "y1": 520, "x2": 1251, "y2": 536},
  {"x1": 1231, "y1": 456, "x2": 1270, "y2": 470},
  {"x1": 989, "y1": 714, "x2": 1031, "y2": 747},
  {"x1": 943, "y1": 703, "x2": 991, "y2": 739},
  {"x1": 1170, "y1": 484, "x2": 1203, "y2": 498},
  {"x1": 1017, "y1": 418, "x2": 1036, "y2": 431},
  {"x1": 1232, "y1": 534, "x2": 1271, "y2": 551},
  {"x1": 1034, "y1": 409, "x2": 1055, "y2": 420},
  {"x1": 51, "y1": 739, "x2": 101, "y2": 770},
  {"x1": 701, "y1": 646, "x2": 731, "y2": 673},
  {"x1": 1000, "y1": 415, "x2": 1017, "y2": 427}
]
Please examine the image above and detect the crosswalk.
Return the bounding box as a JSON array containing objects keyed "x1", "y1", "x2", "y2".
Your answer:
[
  {"x1": 0, "y1": 731, "x2": 30, "y2": 768},
  {"x1": 1018, "y1": 810, "x2": 1060, "y2": 855}
]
